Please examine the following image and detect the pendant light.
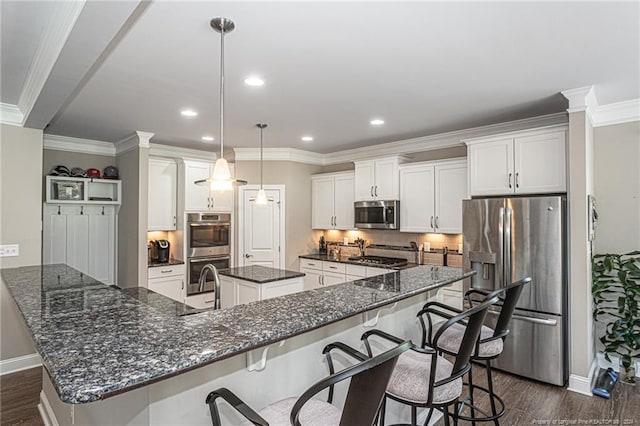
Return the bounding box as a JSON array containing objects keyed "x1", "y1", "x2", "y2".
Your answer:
[
  {"x1": 255, "y1": 123, "x2": 268, "y2": 205},
  {"x1": 194, "y1": 17, "x2": 247, "y2": 190}
]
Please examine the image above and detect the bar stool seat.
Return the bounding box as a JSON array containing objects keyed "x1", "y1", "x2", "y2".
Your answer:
[
  {"x1": 433, "y1": 322, "x2": 504, "y2": 358},
  {"x1": 386, "y1": 350, "x2": 462, "y2": 405},
  {"x1": 239, "y1": 397, "x2": 340, "y2": 426}
]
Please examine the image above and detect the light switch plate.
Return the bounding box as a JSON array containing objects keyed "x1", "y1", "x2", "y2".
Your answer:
[{"x1": 0, "y1": 244, "x2": 19, "y2": 257}]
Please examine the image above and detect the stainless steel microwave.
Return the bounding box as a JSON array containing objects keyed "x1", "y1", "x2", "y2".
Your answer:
[{"x1": 354, "y1": 200, "x2": 399, "y2": 229}]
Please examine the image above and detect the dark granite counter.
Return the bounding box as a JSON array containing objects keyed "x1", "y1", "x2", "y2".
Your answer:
[
  {"x1": 299, "y1": 253, "x2": 419, "y2": 270},
  {"x1": 218, "y1": 265, "x2": 304, "y2": 284},
  {"x1": 2, "y1": 263, "x2": 473, "y2": 404},
  {"x1": 147, "y1": 259, "x2": 185, "y2": 267}
]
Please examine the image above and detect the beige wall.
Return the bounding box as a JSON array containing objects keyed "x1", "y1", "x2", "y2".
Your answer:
[
  {"x1": 593, "y1": 121, "x2": 640, "y2": 254},
  {"x1": 116, "y1": 147, "x2": 149, "y2": 287},
  {"x1": 0, "y1": 124, "x2": 43, "y2": 361},
  {"x1": 567, "y1": 111, "x2": 595, "y2": 381},
  {"x1": 42, "y1": 149, "x2": 115, "y2": 177},
  {"x1": 234, "y1": 161, "x2": 323, "y2": 270}
]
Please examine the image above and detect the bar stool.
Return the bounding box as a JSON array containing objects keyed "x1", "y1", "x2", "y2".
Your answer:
[
  {"x1": 360, "y1": 296, "x2": 499, "y2": 426},
  {"x1": 418, "y1": 277, "x2": 531, "y2": 425},
  {"x1": 205, "y1": 340, "x2": 411, "y2": 426}
]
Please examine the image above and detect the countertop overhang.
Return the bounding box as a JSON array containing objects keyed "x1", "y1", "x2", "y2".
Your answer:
[{"x1": 2, "y1": 264, "x2": 473, "y2": 404}]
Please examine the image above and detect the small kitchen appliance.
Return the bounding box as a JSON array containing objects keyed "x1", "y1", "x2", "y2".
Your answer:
[
  {"x1": 354, "y1": 200, "x2": 399, "y2": 229},
  {"x1": 153, "y1": 240, "x2": 170, "y2": 263}
]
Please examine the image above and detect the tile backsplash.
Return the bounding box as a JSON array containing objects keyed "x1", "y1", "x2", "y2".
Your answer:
[{"x1": 322, "y1": 229, "x2": 462, "y2": 252}]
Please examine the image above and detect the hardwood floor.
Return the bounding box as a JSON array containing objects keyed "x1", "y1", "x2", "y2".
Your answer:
[
  {"x1": 0, "y1": 367, "x2": 43, "y2": 426},
  {"x1": 438, "y1": 365, "x2": 640, "y2": 425},
  {"x1": 0, "y1": 365, "x2": 637, "y2": 425}
]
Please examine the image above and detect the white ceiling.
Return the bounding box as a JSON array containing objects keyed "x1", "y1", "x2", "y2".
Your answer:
[{"x1": 2, "y1": 1, "x2": 639, "y2": 153}]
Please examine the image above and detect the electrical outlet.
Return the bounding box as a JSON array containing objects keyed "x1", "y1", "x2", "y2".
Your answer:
[{"x1": 0, "y1": 244, "x2": 19, "y2": 257}]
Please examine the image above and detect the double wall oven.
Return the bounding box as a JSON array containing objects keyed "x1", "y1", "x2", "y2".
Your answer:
[{"x1": 186, "y1": 213, "x2": 230, "y2": 296}]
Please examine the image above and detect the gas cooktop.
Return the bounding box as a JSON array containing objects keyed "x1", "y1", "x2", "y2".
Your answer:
[{"x1": 348, "y1": 255, "x2": 408, "y2": 267}]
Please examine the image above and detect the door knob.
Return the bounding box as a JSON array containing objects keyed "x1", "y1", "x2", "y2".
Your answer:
[{"x1": 245, "y1": 253, "x2": 253, "y2": 258}]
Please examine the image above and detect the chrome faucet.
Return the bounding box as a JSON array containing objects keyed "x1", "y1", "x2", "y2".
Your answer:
[{"x1": 198, "y1": 264, "x2": 221, "y2": 309}]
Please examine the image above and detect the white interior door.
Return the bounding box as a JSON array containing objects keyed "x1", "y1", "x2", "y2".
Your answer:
[{"x1": 240, "y1": 187, "x2": 283, "y2": 268}]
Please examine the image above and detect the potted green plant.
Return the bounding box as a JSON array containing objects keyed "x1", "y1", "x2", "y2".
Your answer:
[{"x1": 592, "y1": 251, "x2": 640, "y2": 385}]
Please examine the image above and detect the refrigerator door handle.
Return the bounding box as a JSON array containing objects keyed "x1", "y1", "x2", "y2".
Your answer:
[
  {"x1": 488, "y1": 310, "x2": 557, "y2": 326},
  {"x1": 498, "y1": 207, "x2": 505, "y2": 287},
  {"x1": 504, "y1": 207, "x2": 512, "y2": 286}
]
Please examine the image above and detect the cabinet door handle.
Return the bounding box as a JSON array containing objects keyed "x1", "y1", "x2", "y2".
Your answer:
[
  {"x1": 435, "y1": 216, "x2": 439, "y2": 229},
  {"x1": 318, "y1": 275, "x2": 322, "y2": 285},
  {"x1": 516, "y1": 172, "x2": 520, "y2": 188},
  {"x1": 374, "y1": 186, "x2": 378, "y2": 197},
  {"x1": 329, "y1": 266, "x2": 338, "y2": 270},
  {"x1": 370, "y1": 186, "x2": 374, "y2": 197},
  {"x1": 204, "y1": 299, "x2": 214, "y2": 304},
  {"x1": 430, "y1": 216, "x2": 434, "y2": 229},
  {"x1": 181, "y1": 280, "x2": 184, "y2": 290},
  {"x1": 508, "y1": 173, "x2": 513, "y2": 189},
  {"x1": 207, "y1": 196, "x2": 210, "y2": 208},
  {"x1": 173, "y1": 215, "x2": 177, "y2": 228},
  {"x1": 160, "y1": 270, "x2": 173, "y2": 274},
  {"x1": 321, "y1": 275, "x2": 325, "y2": 286}
]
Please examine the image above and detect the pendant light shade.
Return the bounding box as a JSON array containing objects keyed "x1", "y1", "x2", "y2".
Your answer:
[
  {"x1": 194, "y1": 17, "x2": 247, "y2": 189},
  {"x1": 255, "y1": 123, "x2": 268, "y2": 205}
]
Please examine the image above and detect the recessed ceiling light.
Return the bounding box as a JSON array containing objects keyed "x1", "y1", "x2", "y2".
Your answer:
[
  {"x1": 202, "y1": 136, "x2": 214, "y2": 142},
  {"x1": 181, "y1": 109, "x2": 198, "y2": 117},
  {"x1": 370, "y1": 119, "x2": 385, "y2": 126},
  {"x1": 301, "y1": 136, "x2": 314, "y2": 142},
  {"x1": 244, "y1": 76, "x2": 265, "y2": 87}
]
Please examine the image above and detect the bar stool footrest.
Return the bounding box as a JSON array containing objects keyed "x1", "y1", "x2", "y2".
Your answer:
[{"x1": 456, "y1": 382, "x2": 505, "y2": 423}]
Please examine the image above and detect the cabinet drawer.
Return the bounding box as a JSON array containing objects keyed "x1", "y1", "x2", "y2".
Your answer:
[
  {"x1": 185, "y1": 292, "x2": 216, "y2": 309},
  {"x1": 148, "y1": 264, "x2": 185, "y2": 279},
  {"x1": 300, "y1": 259, "x2": 323, "y2": 271},
  {"x1": 323, "y1": 261, "x2": 346, "y2": 274},
  {"x1": 346, "y1": 264, "x2": 366, "y2": 277}
]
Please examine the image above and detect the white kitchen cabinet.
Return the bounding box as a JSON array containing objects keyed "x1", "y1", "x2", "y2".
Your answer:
[
  {"x1": 465, "y1": 126, "x2": 567, "y2": 196},
  {"x1": 300, "y1": 258, "x2": 393, "y2": 287},
  {"x1": 148, "y1": 265, "x2": 185, "y2": 303},
  {"x1": 185, "y1": 292, "x2": 216, "y2": 309},
  {"x1": 46, "y1": 176, "x2": 121, "y2": 205},
  {"x1": 302, "y1": 269, "x2": 323, "y2": 291},
  {"x1": 148, "y1": 158, "x2": 177, "y2": 230},
  {"x1": 399, "y1": 159, "x2": 467, "y2": 234},
  {"x1": 354, "y1": 157, "x2": 404, "y2": 201},
  {"x1": 311, "y1": 171, "x2": 354, "y2": 230},
  {"x1": 184, "y1": 160, "x2": 233, "y2": 212},
  {"x1": 43, "y1": 204, "x2": 117, "y2": 285},
  {"x1": 220, "y1": 275, "x2": 304, "y2": 307},
  {"x1": 322, "y1": 271, "x2": 347, "y2": 286}
]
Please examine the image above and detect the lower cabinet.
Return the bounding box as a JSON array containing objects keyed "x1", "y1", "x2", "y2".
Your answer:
[
  {"x1": 438, "y1": 280, "x2": 463, "y2": 309},
  {"x1": 185, "y1": 292, "x2": 216, "y2": 309},
  {"x1": 220, "y1": 276, "x2": 304, "y2": 308},
  {"x1": 148, "y1": 264, "x2": 185, "y2": 303},
  {"x1": 299, "y1": 258, "x2": 393, "y2": 290}
]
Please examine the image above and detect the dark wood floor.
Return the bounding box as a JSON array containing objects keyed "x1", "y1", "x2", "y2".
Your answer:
[
  {"x1": 437, "y1": 365, "x2": 640, "y2": 425},
  {"x1": 0, "y1": 367, "x2": 43, "y2": 426},
  {"x1": 1, "y1": 366, "x2": 638, "y2": 425}
]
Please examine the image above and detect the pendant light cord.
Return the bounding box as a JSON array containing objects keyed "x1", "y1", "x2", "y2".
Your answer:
[
  {"x1": 256, "y1": 123, "x2": 267, "y2": 190},
  {"x1": 219, "y1": 22, "x2": 225, "y2": 159}
]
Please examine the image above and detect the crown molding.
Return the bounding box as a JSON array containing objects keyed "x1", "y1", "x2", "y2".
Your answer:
[
  {"x1": 150, "y1": 143, "x2": 217, "y2": 161},
  {"x1": 591, "y1": 98, "x2": 640, "y2": 127},
  {"x1": 323, "y1": 112, "x2": 568, "y2": 165},
  {"x1": 233, "y1": 147, "x2": 324, "y2": 165},
  {"x1": 44, "y1": 134, "x2": 115, "y2": 156},
  {"x1": 561, "y1": 86, "x2": 597, "y2": 114},
  {"x1": 17, "y1": 1, "x2": 86, "y2": 123},
  {"x1": 115, "y1": 131, "x2": 154, "y2": 155},
  {"x1": 0, "y1": 103, "x2": 24, "y2": 127}
]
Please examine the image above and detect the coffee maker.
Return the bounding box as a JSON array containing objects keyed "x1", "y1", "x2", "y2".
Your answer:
[{"x1": 151, "y1": 240, "x2": 170, "y2": 263}]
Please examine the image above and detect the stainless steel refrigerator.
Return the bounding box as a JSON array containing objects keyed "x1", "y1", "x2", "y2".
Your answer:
[{"x1": 462, "y1": 196, "x2": 568, "y2": 386}]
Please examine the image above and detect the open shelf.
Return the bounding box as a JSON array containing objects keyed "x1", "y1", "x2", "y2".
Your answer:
[{"x1": 46, "y1": 175, "x2": 122, "y2": 205}]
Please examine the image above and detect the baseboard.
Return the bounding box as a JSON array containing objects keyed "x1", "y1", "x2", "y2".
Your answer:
[
  {"x1": 567, "y1": 358, "x2": 598, "y2": 396},
  {"x1": 0, "y1": 353, "x2": 41, "y2": 375},
  {"x1": 38, "y1": 390, "x2": 60, "y2": 426},
  {"x1": 596, "y1": 352, "x2": 640, "y2": 377}
]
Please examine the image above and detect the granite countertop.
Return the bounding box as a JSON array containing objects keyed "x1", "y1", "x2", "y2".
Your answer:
[
  {"x1": 148, "y1": 259, "x2": 185, "y2": 268},
  {"x1": 299, "y1": 253, "x2": 419, "y2": 270},
  {"x1": 2, "y1": 263, "x2": 473, "y2": 404},
  {"x1": 218, "y1": 265, "x2": 305, "y2": 284}
]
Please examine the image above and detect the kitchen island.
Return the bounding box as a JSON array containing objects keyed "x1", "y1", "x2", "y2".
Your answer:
[
  {"x1": 2, "y1": 263, "x2": 473, "y2": 425},
  {"x1": 218, "y1": 265, "x2": 305, "y2": 308}
]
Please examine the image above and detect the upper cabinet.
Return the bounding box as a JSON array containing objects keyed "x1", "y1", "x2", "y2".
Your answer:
[
  {"x1": 184, "y1": 160, "x2": 233, "y2": 212},
  {"x1": 312, "y1": 171, "x2": 355, "y2": 230},
  {"x1": 354, "y1": 157, "x2": 403, "y2": 201},
  {"x1": 148, "y1": 158, "x2": 177, "y2": 231},
  {"x1": 465, "y1": 126, "x2": 567, "y2": 196},
  {"x1": 399, "y1": 159, "x2": 467, "y2": 234}
]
